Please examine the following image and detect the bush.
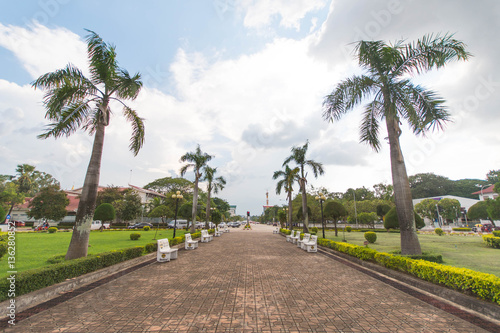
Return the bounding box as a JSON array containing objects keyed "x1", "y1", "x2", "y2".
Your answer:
[
  {"x1": 280, "y1": 229, "x2": 291, "y2": 235},
  {"x1": 48, "y1": 227, "x2": 58, "y2": 233},
  {"x1": 130, "y1": 233, "x2": 141, "y2": 240},
  {"x1": 364, "y1": 231, "x2": 377, "y2": 243},
  {"x1": 384, "y1": 207, "x2": 424, "y2": 230},
  {"x1": 493, "y1": 230, "x2": 500, "y2": 237},
  {"x1": 0, "y1": 246, "x2": 144, "y2": 301},
  {"x1": 46, "y1": 254, "x2": 66, "y2": 264},
  {"x1": 145, "y1": 242, "x2": 157, "y2": 253},
  {"x1": 94, "y1": 203, "x2": 116, "y2": 222},
  {"x1": 452, "y1": 227, "x2": 472, "y2": 232},
  {"x1": 390, "y1": 250, "x2": 444, "y2": 263},
  {"x1": 310, "y1": 227, "x2": 318, "y2": 233},
  {"x1": 143, "y1": 226, "x2": 150, "y2": 231},
  {"x1": 483, "y1": 235, "x2": 500, "y2": 248},
  {"x1": 435, "y1": 228, "x2": 444, "y2": 236},
  {"x1": 316, "y1": 238, "x2": 500, "y2": 304},
  {"x1": 0, "y1": 242, "x2": 7, "y2": 260},
  {"x1": 345, "y1": 226, "x2": 352, "y2": 232}
]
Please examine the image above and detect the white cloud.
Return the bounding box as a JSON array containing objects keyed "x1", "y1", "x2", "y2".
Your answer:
[{"x1": 240, "y1": 0, "x2": 327, "y2": 31}]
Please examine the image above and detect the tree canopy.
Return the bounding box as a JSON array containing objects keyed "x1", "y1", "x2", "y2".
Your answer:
[
  {"x1": 144, "y1": 177, "x2": 194, "y2": 194},
  {"x1": 28, "y1": 185, "x2": 69, "y2": 221}
]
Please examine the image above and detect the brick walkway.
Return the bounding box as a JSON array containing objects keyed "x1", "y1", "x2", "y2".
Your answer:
[{"x1": 4, "y1": 224, "x2": 495, "y2": 332}]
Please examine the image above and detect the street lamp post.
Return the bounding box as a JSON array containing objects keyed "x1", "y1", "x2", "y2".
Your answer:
[
  {"x1": 476, "y1": 183, "x2": 492, "y2": 201},
  {"x1": 315, "y1": 193, "x2": 327, "y2": 238},
  {"x1": 172, "y1": 191, "x2": 183, "y2": 238},
  {"x1": 353, "y1": 190, "x2": 358, "y2": 228}
]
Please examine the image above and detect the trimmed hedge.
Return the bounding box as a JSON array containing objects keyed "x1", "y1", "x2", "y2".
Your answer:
[
  {"x1": 364, "y1": 232, "x2": 377, "y2": 243},
  {"x1": 483, "y1": 235, "x2": 500, "y2": 249},
  {"x1": 452, "y1": 227, "x2": 472, "y2": 232},
  {"x1": 493, "y1": 230, "x2": 500, "y2": 237},
  {"x1": 435, "y1": 228, "x2": 444, "y2": 236},
  {"x1": 280, "y1": 228, "x2": 291, "y2": 235},
  {"x1": 48, "y1": 227, "x2": 58, "y2": 233},
  {"x1": 130, "y1": 233, "x2": 141, "y2": 240},
  {"x1": 317, "y1": 238, "x2": 500, "y2": 304},
  {"x1": 0, "y1": 247, "x2": 144, "y2": 301}
]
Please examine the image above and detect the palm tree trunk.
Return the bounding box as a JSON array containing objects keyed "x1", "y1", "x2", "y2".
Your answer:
[
  {"x1": 191, "y1": 176, "x2": 199, "y2": 233},
  {"x1": 300, "y1": 178, "x2": 309, "y2": 233},
  {"x1": 386, "y1": 116, "x2": 422, "y2": 255},
  {"x1": 65, "y1": 122, "x2": 105, "y2": 260},
  {"x1": 205, "y1": 187, "x2": 211, "y2": 229},
  {"x1": 287, "y1": 192, "x2": 293, "y2": 231}
]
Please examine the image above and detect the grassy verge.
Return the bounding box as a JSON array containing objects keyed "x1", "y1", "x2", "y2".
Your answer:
[
  {"x1": 325, "y1": 230, "x2": 500, "y2": 277},
  {"x1": 0, "y1": 229, "x2": 187, "y2": 279}
]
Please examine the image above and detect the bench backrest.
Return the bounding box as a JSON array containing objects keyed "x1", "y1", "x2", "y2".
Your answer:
[
  {"x1": 201, "y1": 230, "x2": 207, "y2": 236},
  {"x1": 302, "y1": 233, "x2": 311, "y2": 242},
  {"x1": 157, "y1": 238, "x2": 171, "y2": 250},
  {"x1": 185, "y1": 233, "x2": 192, "y2": 242},
  {"x1": 309, "y1": 235, "x2": 317, "y2": 244},
  {"x1": 291, "y1": 230, "x2": 296, "y2": 237}
]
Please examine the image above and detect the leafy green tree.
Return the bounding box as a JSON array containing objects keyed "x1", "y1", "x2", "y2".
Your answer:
[
  {"x1": 486, "y1": 198, "x2": 500, "y2": 226},
  {"x1": 0, "y1": 206, "x2": 6, "y2": 222},
  {"x1": 14, "y1": 164, "x2": 59, "y2": 197},
  {"x1": 486, "y1": 170, "x2": 500, "y2": 184},
  {"x1": 94, "y1": 203, "x2": 116, "y2": 223},
  {"x1": 343, "y1": 187, "x2": 375, "y2": 201},
  {"x1": 213, "y1": 197, "x2": 230, "y2": 213},
  {"x1": 384, "y1": 207, "x2": 425, "y2": 230},
  {"x1": 148, "y1": 205, "x2": 172, "y2": 226},
  {"x1": 324, "y1": 201, "x2": 347, "y2": 237},
  {"x1": 467, "y1": 201, "x2": 489, "y2": 221},
  {"x1": 409, "y1": 173, "x2": 454, "y2": 199},
  {"x1": 414, "y1": 199, "x2": 438, "y2": 224},
  {"x1": 32, "y1": 30, "x2": 144, "y2": 260},
  {"x1": 114, "y1": 190, "x2": 142, "y2": 222},
  {"x1": 28, "y1": 186, "x2": 69, "y2": 222},
  {"x1": 143, "y1": 177, "x2": 194, "y2": 194},
  {"x1": 323, "y1": 34, "x2": 470, "y2": 254},
  {"x1": 180, "y1": 145, "x2": 213, "y2": 233},
  {"x1": 373, "y1": 183, "x2": 394, "y2": 201},
  {"x1": 449, "y1": 179, "x2": 488, "y2": 199},
  {"x1": 273, "y1": 164, "x2": 300, "y2": 230},
  {"x1": 438, "y1": 198, "x2": 461, "y2": 224},
  {"x1": 277, "y1": 209, "x2": 287, "y2": 228},
  {"x1": 357, "y1": 212, "x2": 378, "y2": 228},
  {"x1": 376, "y1": 203, "x2": 392, "y2": 220},
  {"x1": 96, "y1": 186, "x2": 124, "y2": 206},
  {"x1": 0, "y1": 182, "x2": 25, "y2": 223},
  {"x1": 283, "y1": 140, "x2": 324, "y2": 233},
  {"x1": 203, "y1": 166, "x2": 226, "y2": 229}
]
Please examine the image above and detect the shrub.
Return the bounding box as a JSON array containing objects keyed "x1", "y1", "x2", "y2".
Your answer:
[
  {"x1": 493, "y1": 230, "x2": 500, "y2": 237},
  {"x1": 48, "y1": 227, "x2": 58, "y2": 233},
  {"x1": 390, "y1": 250, "x2": 443, "y2": 263},
  {"x1": 345, "y1": 226, "x2": 352, "y2": 232},
  {"x1": 483, "y1": 235, "x2": 500, "y2": 248},
  {"x1": 46, "y1": 254, "x2": 66, "y2": 264},
  {"x1": 280, "y1": 229, "x2": 291, "y2": 235},
  {"x1": 144, "y1": 242, "x2": 157, "y2": 253},
  {"x1": 94, "y1": 203, "x2": 116, "y2": 222},
  {"x1": 130, "y1": 233, "x2": 141, "y2": 240},
  {"x1": 310, "y1": 227, "x2": 318, "y2": 233},
  {"x1": 452, "y1": 227, "x2": 471, "y2": 232},
  {"x1": 384, "y1": 207, "x2": 424, "y2": 229},
  {"x1": 0, "y1": 246, "x2": 144, "y2": 301},
  {"x1": 435, "y1": 228, "x2": 444, "y2": 236},
  {"x1": 143, "y1": 226, "x2": 150, "y2": 231},
  {"x1": 0, "y1": 242, "x2": 7, "y2": 260},
  {"x1": 364, "y1": 231, "x2": 377, "y2": 243}
]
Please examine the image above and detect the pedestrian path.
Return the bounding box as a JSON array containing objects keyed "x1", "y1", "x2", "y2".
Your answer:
[{"x1": 4, "y1": 224, "x2": 497, "y2": 332}]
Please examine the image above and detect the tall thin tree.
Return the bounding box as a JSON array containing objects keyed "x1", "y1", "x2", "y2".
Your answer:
[
  {"x1": 179, "y1": 145, "x2": 213, "y2": 233},
  {"x1": 273, "y1": 164, "x2": 300, "y2": 230},
  {"x1": 203, "y1": 166, "x2": 226, "y2": 229},
  {"x1": 32, "y1": 30, "x2": 144, "y2": 259},
  {"x1": 283, "y1": 141, "x2": 324, "y2": 233},
  {"x1": 323, "y1": 33, "x2": 470, "y2": 254}
]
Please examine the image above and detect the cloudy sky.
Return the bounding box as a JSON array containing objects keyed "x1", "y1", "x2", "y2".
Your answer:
[{"x1": 0, "y1": 0, "x2": 499, "y2": 215}]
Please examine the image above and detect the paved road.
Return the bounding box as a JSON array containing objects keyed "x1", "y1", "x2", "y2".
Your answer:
[{"x1": 4, "y1": 224, "x2": 493, "y2": 332}]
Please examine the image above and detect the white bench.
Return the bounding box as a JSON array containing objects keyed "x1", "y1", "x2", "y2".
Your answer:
[
  {"x1": 290, "y1": 231, "x2": 301, "y2": 244},
  {"x1": 286, "y1": 230, "x2": 296, "y2": 242},
  {"x1": 184, "y1": 233, "x2": 198, "y2": 250},
  {"x1": 273, "y1": 227, "x2": 279, "y2": 234},
  {"x1": 214, "y1": 227, "x2": 223, "y2": 237},
  {"x1": 297, "y1": 233, "x2": 310, "y2": 248},
  {"x1": 157, "y1": 238, "x2": 178, "y2": 262},
  {"x1": 201, "y1": 230, "x2": 213, "y2": 242},
  {"x1": 224, "y1": 225, "x2": 230, "y2": 233},
  {"x1": 302, "y1": 235, "x2": 318, "y2": 252}
]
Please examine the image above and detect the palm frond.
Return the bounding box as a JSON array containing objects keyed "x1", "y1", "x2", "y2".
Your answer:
[
  {"x1": 38, "y1": 102, "x2": 92, "y2": 139},
  {"x1": 359, "y1": 102, "x2": 382, "y2": 151},
  {"x1": 323, "y1": 75, "x2": 377, "y2": 122},
  {"x1": 85, "y1": 29, "x2": 119, "y2": 85},
  {"x1": 122, "y1": 106, "x2": 145, "y2": 155},
  {"x1": 393, "y1": 33, "x2": 472, "y2": 77},
  {"x1": 114, "y1": 69, "x2": 142, "y2": 100},
  {"x1": 179, "y1": 164, "x2": 193, "y2": 177},
  {"x1": 305, "y1": 160, "x2": 324, "y2": 178}
]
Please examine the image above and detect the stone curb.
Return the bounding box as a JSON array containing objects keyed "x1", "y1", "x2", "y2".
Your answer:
[
  {"x1": 279, "y1": 232, "x2": 500, "y2": 322},
  {"x1": 0, "y1": 240, "x2": 192, "y2": 318}
]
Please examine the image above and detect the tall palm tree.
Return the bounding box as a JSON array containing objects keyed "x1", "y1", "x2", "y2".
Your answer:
[
  {"x1": 273, "y1": 164, "x2": 300, "y2": 230},
  {"x1": 323, "y1": 33, "x2": 470, "y2": 255},
  {"x1": 179, "y1": 145, "x2": 213, "y2": 233},
  {"x1": 203, "y1": 166, "x2": 226, "y2": 229},
  {"x1": 283, "y1": 141, "x2": 324, "y2": 233},
  {"x1": 32, "y1": 30, "x2": 144, "y2": 259}
]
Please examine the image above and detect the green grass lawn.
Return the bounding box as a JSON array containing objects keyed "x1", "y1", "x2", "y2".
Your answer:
[
  {"x1": 324, "y1": 230, "x2": 500, "y2": 277},
  {"x1": 0, "y1": 229, "x2": 186, "y2": 279}
]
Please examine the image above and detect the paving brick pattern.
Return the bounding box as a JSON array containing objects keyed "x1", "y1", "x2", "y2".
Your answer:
[{"x1": 5, "y1": 225, "x2": 492, "y2": 332}]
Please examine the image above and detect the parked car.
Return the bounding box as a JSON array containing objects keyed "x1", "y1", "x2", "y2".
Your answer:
[
  {"x1": 229, "y1": 222, "x2": 241, "y2": 228},
  {"x1": 13, "y1": 220, "x2": 25, "y2": 227},
  {"x1": 167, "y1": 220, "x2": 189, "y2": 229},
  {"x1": 90, "y1": 220, "x2": 110, "y2": 230},
  {"x1": 128, "y1": 222, "x2": 153, "y2": 229},
  {"x1": 218, "y1": 222, "x2": 226, "y2": 228}
]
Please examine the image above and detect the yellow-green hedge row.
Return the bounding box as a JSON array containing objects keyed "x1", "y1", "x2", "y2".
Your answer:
[
  {"x1": 317, "y1": 238, "x2": 500, "y2": 305},
  {"x1": 483, "y1": 235, "x2": 500, "y2": 249}
]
